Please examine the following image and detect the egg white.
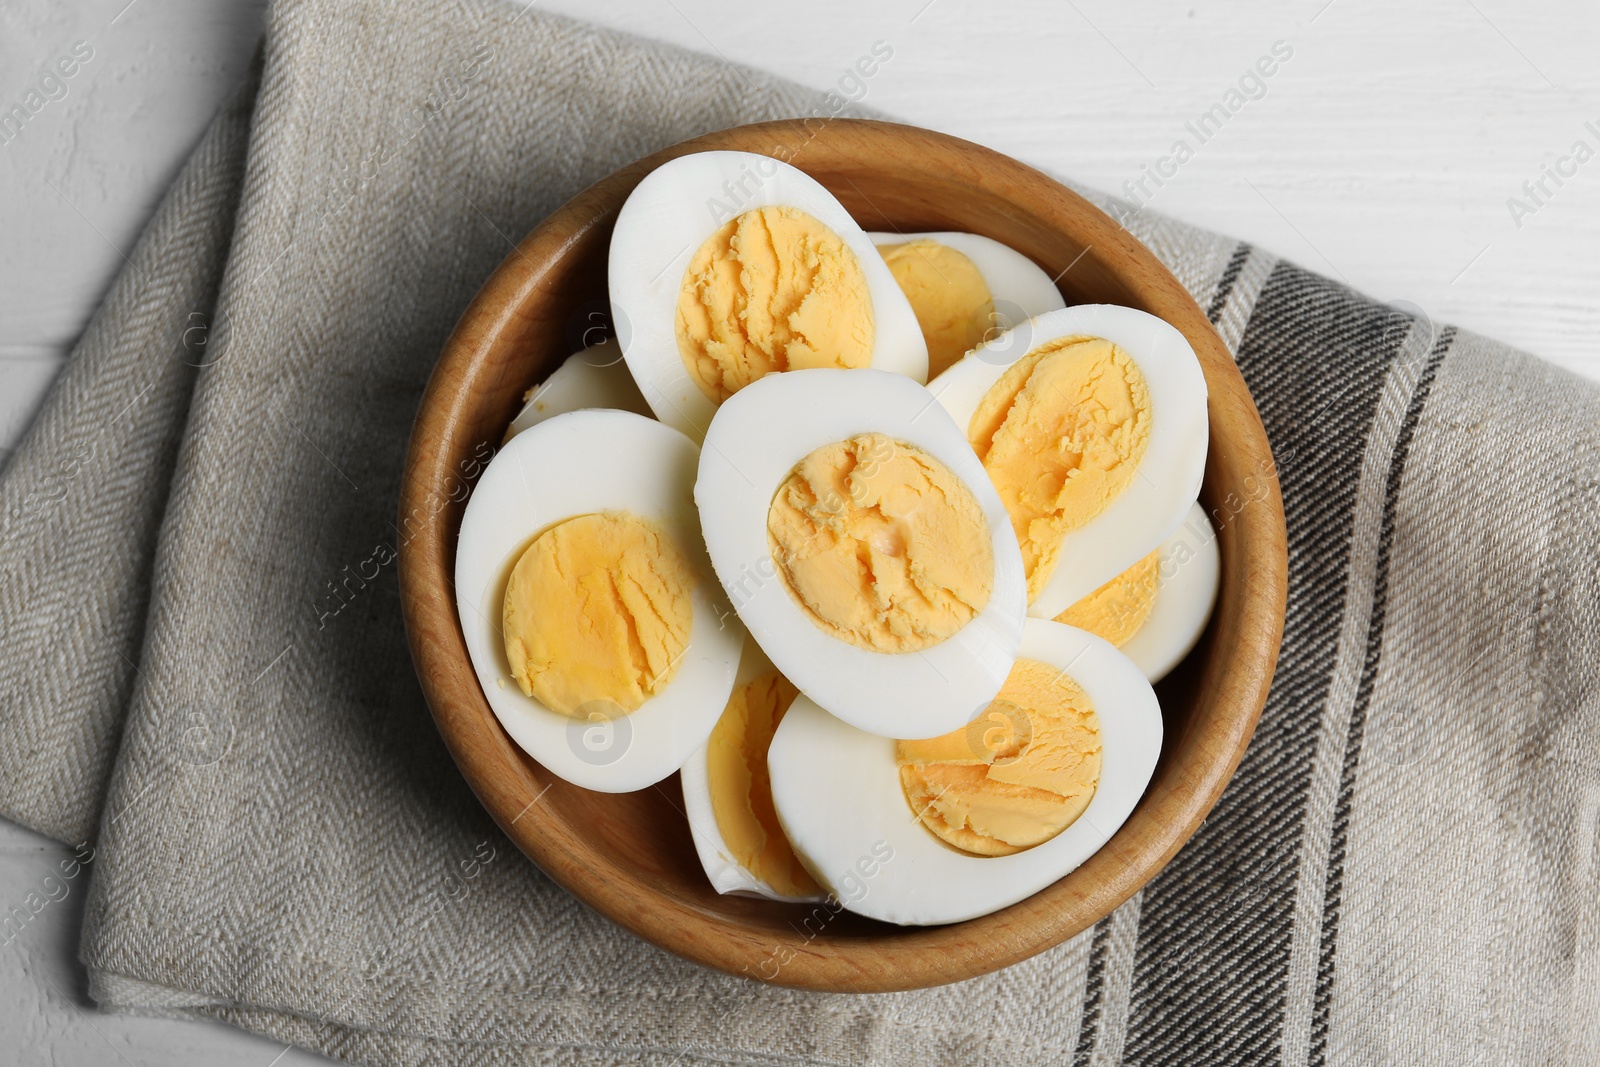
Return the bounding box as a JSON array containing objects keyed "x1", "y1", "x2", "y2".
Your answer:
[
  {"x1": 767, "y1": 618, "x2": 1162, "y2": 926},
  {"x1": 866, "y1": 230, "x2": 1065, "y2": 333},
  {"x1": 695, "y1": 367, "x2": 1026, "y2": 740},
  {"x1": 609, "y1": 150, "x2": 928, "y2": 442},
  {"x1": 679, "y1": 640, "x2": 828, "y2": 903},
  {"x1": 929, "y1": 304, "x2": 1209, "y2": 619},
  {"x1": 1121, "y1": 501, "x2": 1220, "y2": 684},
  {"x1": 455, "y1": 410, "x2": 745, "y2": 792},
  {"x1": 503, "y1": 339, "x2": 651, "y2": 443}
]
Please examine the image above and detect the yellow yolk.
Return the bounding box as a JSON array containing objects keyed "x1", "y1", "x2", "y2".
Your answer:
[
  {"x1": 676, "y1": 205, "x2": 874, "y2": 403},
  {"x1": 501, "y1": 511, "x2": 693, "y2": 717},
  {"x1": 705, "y1": 670, "x2": 821, "y2": 897},
  {"x1": 766, "y1": 432, "x2": 993, "y2": 654},
  {"x1": 1055, "y1": 548, "x2": 1161, "y2": 646},
  {"x1": 897, "y1": 658, "x2": 1102, "y2": 856},
  {"x1": 969, "y1": 336, "x2": 1152, "y2": 602},
  {"x1": 877, "y1": 238, "x2": 995, "y2": 379}
]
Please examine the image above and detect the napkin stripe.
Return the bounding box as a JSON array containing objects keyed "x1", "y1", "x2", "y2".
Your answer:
[
  {"x1": 1307, "y1": 325, "x2": 1455, "y2": 1066},
  {"x1": 1094, "y1": 888, "x2": 1144, "y2": 1064},
  {"x1": 1068, "y1": 238, "x2": 1253, "y2": 1066},
  {"x1": 1205, "y1": 242, "x2": 1251, "y2": 325},
  {"x1": 1071, "y1": 921, "x2": 1112, "y2": 1066},
  {"x1": 1122, "y1": 262, "x2": 1412, "y2": 1064},
  {"x1": 1271, "y1": 312, "x2": 1443, "y2": 1065},
  {"x1": 1211, "y1": 246, "x2": 1280, "y2": 360}
]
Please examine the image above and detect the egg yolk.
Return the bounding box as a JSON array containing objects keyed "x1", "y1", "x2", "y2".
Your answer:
[
  {"x1": 1055, "y1": 548, "x2": 1161, "y2": 646},
  {"x1": 501, "y1": 511, "x2": 693, "y2": 717},
  {"x1": 706, "y1": 670, "x2": 821, "y2": 897},
  {"x1": 877, "y1": 238, "x2": 995, "y2": 379},
  {"x1": 766, "y1": 432, "x2": 993, "y2": 654},
  {"x1": 969, "y1": 336, "x2": 1152, "y2": 602},
  {"x1": 676, "y1": 205, "x2": 875, "y2": 404},
  {"x1": 897, "y1": 658, "x2": 1102, "y2": 857}
]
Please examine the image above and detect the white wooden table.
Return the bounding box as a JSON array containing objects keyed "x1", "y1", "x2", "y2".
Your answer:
[{"x1": 2, "y1": 0, "x2": 1596, "y2": 1061}]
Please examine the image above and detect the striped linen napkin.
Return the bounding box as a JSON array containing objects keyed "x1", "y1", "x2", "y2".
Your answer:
[{"x1": 1, "y1": 0, "x2": 1596, "y2": 1063}]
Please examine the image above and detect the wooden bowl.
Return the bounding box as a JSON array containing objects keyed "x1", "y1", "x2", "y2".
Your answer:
[{"x1": 399, "y1": 119, "x2": 1287, "y2": 992}]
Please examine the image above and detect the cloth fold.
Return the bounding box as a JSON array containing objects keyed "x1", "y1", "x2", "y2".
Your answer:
[{"x1": 2, "y1": 1, "x2": 1597, "y2": 1064}]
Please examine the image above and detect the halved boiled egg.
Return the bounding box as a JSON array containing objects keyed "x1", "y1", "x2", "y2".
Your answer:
[
  {"x1": 609, "y1": 151, "x2": 927, "y2": 441},
  {"x1": 869, "y1": 231, "x2": 1066, "y2": 379},
  {"x1": 503, "y1": 339, "x2": 650, "y2": 442},
  {"x1": 695, "y1": 368, "x2": 1026, "y2": 740},
  {"x1": 680, "y1": 641, "x2": 826, "y2": 902},
  {"x1": 1059, "y1": 500, "x2": 1220, "y2": 683},
  {"x1": 767, "y1": 618, "x2": 1161, "y2": 926},
  {"x1": 930, "y1": 304, "x2": 1208, "y2": 620},
  {"x1": 455, "y1": 409, "x2": 744, "y2": 792}
]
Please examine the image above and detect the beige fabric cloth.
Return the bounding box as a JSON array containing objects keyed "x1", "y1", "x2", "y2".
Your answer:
[{"x1": 1, "y1": 0, "x2": 1596, "y2": 1063}]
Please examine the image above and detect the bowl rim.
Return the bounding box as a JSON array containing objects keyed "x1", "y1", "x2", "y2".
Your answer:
[{"x1": 398, "y1": 118, "x2": 1287, "y2": 993}]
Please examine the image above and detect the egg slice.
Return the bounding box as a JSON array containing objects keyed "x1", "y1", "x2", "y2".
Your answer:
[
  {"x1": 767, "y1": 618, "x2": 1162, "y2": 926},
  {"x1": 1054, "y1": 501, "x2": 1220, "y2": 683},
  {"x1": 695, "y1": 367, "x2": 1026, "y2": 740},
  {"x1": 455, "y1": 410, "x2": 744, "y2": 792},
  {"x1": 1113, "y1": 501, "x2": 1220, "y2": 683},
  {"x1": 609, "y1": 150, "x2": 927, "y2": 441},
  {"x1": 929, "y1": 304, "x2": 1208, "y2": 620},
  {"x1": 503, "y1": 339, "x2": 651, "y2": 442},
  {"x1": 680, "y1": 641, "x2": 827, "y2": 902},
  {"x1": 868, "y1": 231, "x2": 1066, "y2": 379}
]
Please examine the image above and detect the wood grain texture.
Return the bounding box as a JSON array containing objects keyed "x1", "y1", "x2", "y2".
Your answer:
[{"x1": 397, "y1": 119, "x2": 1289, "y2": 992}]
